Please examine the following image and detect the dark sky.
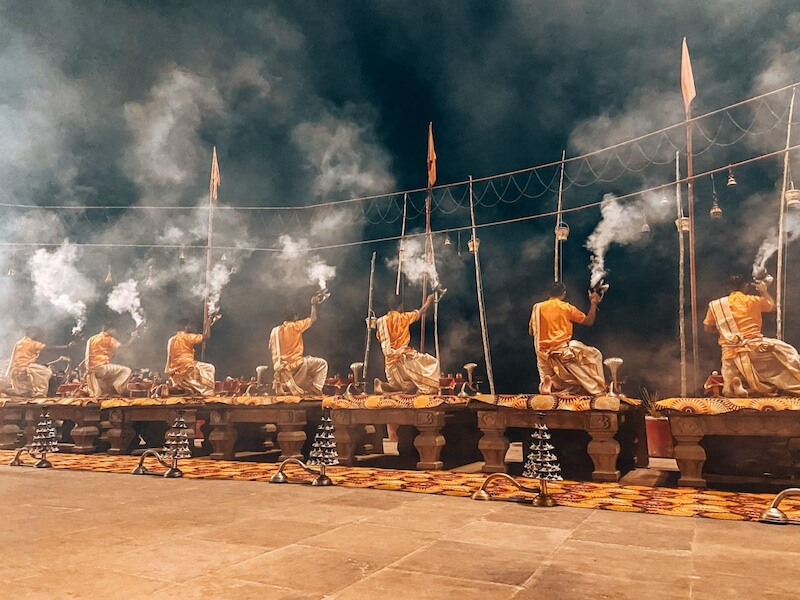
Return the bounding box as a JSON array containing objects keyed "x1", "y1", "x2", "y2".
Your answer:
[{"x1": 1, "y1": 1, "x2": 800, "y2": 396}]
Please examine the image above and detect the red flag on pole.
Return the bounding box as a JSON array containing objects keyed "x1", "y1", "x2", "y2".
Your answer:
[
  {"x1": 680, "y1": 37, "x2": 696, "y2": 113},
  {"x1": 427, "y1": 122, "x2": 437, "y2": 188},
  {"x1": 209, "y1": 146, "x2": 221, "y2": 203}
]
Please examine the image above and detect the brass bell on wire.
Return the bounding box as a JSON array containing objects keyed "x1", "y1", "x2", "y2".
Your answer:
[
  {"x1": 555, "y1": 222, "x2": 570, "y2": 242},
  {"x1": 710, "y1": 200, "x2": 723, "y2": 219},
  {"x1": 726, "y1": 166, "x2": 737, "y2": 187},
  {"x1": 467, "y1": 236, "x2": 480, "y2": 254},
  {"x1": 675, "y1": 216, "x2": 690, "y2": 232},
  {"x1": 444, "y1": 235, "x2": 451, "y2": 246},
  {"x1": 786, "y1": 183, "x2": 800, "y2": 209},
  {"x1": 641, "y1": 220, "x2": 651, "y2": 233},
  {"x1": 178, "y1": 248, "x2": 186, "y2": 263}
]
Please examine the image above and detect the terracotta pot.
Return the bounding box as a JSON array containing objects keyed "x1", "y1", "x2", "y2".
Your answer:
[{"x1": 645, "y1": 416, "x2": 674, "y2": 458}]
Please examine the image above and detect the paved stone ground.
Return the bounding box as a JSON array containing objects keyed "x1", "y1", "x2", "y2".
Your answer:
[{"x1": 1, "y1": 465, "x2": 799, "y2": 599}]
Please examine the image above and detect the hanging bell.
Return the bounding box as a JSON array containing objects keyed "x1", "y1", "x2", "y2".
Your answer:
[
  {"x1": 786, "y1": 183, "x2": 800, "y2": 209},
  {"x1": 726, "y1": 166, "x2": 737, "y2": 187},
  {"x1": 467, "y1": 236, "x2": 480, "y2": 254},
  {"x1": 444, "y1": 235, "x2": 451, "y2": 247},
  {"x1": 675, "y1": 216, "x2": 690, "y2": 232},
  {"x1": 178, "y1": 248, "x2": 186, "y2": 263},
  {"x1": 660, "y1": 194, "x2": 670, "y2": 205},
  {"x1": 104, "y1": 265, "x2": 113, "y2": 284},
  {"x1": 555, "y1": 222, "x2": 570, "y2": 242},
  {"x1": 641, "y1": 221, "x2": 651, "y2": 233},
  {"x1": 220, "y1": 252, "x2": 227, "y2": 262},
  {"x1": 710, "y1": 199, "x2": 723, "y2": 220},
  {"x1": 6, "y1": 266, "x2": 15, "y2": 277}
]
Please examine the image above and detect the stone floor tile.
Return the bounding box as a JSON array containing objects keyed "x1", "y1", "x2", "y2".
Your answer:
[
  {"x1": 332, "y1": 568, "x2": 521, "y2": 599},
  {"x1": 225, "y1": 545, "x2": 385, "y2": 594},
  {"x1": 149, "y1": 577, "x2": 324, "y2": 600},
  {"x1": 569, "y1": 507, "x2": 695, "y2": 550},
  {"x1": 188, "y1": 516, "x2": 334, "y2": 548},
  {"x1": 692, "y1": 543, "x2": 800, "y2": 589},
  {"x1": 483, "y1": 503, "x2": 593, "y2": 530},
  {"x1": 546, "y1": 540, "x2": 692, "y2": 584},
  {"x1": 301, "y1": 522, "x2": 436, "y2": 560},
  {"x1": 441, "y1": 519, "x2": 571, "y2": 553},
  {"x1": 516, "y1": 568, "x2": 690, "y2": 600},
  {"x1": 694, "y1": 518, "x2": 800, "y2": 553},
  {"x1": 690, "y1": 574, "x2": 797, "y2": 599},
  {"x1": 393, "y1": 540, "x2": 541, "y2": 585}
]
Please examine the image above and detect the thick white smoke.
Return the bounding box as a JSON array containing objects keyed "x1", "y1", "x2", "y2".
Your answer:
[
  {"x1": 752, "y1": 211, "x2": 800, "y2": 277},
  {"x1": 586, "y1": 192, "x2": 671, "y2": 287},
  {"x1": 387, "y1": 236, "x2": 440, "y2": 288},
  {"x1": 277, "y1": 235, "x2": 337, "y2": 290},
  {"x1": 29, "y1": 242, "x2": 97, "y2": 334},
  {"x1": 107, "y1": 279, "x2": 145, "y2": 328}
]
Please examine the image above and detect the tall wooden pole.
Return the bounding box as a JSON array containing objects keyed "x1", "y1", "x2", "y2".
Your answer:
[
  {"x1": 686, "y1": 108, "x2": 699, "y2": 392},
  {"x1": 469, "y1": 176, "x2": 496, "y2": 395},
  {"x1": 420, "y1": 188, "x2": 431, "y2": 353},
  {"x1": 676, "y1": 152, "x2": 687, "y2": 397},
  {"x1": 776, "y1": 87, "x2": 796, "y2": 340},
  {"x1": 554, "y1": 150, "x2": 566, "y2": 282},
  {"x1": 201, "y1": 148, "x2": 217, "y2": 361}
]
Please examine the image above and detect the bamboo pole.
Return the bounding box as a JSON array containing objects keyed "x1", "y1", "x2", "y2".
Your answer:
[
  {"x1": 685, "y1": 107, "x2": 699, "y2": 391},
  {"x1": 676, "y1": 151, "x2": 687, "y2": 397},
  {"x1": 201, "y1": 148, "x2": 217, "y2": 361},
  {"x1": 469, "y1": 176, "x2": 496, "y2": 395},
  {"x1": 395, "y1": 193, "x2": 407, "y2": 295},
  {"x1": 776, "y1": 87, "x2": 796, "y2": 340},
  {"x1": 554, "y1": 150, "x2": 566, "y2": 282},
  {"x1": 362, "y1": 252, "x2": 377, "y2": 380},
  {"x1": 421, "y1": 188, "x2": 431, "y2": 352}
]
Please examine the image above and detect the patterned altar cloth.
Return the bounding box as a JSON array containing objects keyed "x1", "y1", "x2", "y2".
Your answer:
[
  {"x1": 656, "y1": 396, "x2": 800, "y2": 415},
  {"x1": 0, "y1": 395, "x2": 316, "y2": 409},
  {"x1": 2, "y1": 449, "x2": 795, "y2": 522},
  {"x1": 472, "y1": 394, "x2": 640, "y2": 411},
  {"x1": 322, "y1": 394, "x2": 470, "y2": 409}
]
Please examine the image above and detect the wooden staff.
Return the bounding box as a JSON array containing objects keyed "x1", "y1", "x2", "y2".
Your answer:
[
  {"x1": 776, "y1": 87, "x2": 796, "y2": 340},
  {"x1": 201, "y1": 147, "x2": 219, "y2": 360},
  {"x1": 362, "y1": 251, "x2": 377, "y2": 380},
  {"x1": 675, "y1": 152, "x2": 687, "y2": 397}
]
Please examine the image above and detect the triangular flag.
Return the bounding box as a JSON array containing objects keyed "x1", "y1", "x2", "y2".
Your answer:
[
  {"x1": 680, "y1": 37, "x2": 696, "y2": 113},
  {"x1": 209, "y1": 146, "x2": 221, "y2": 203},
  {"x1": 427, "y1": 122, "x2": 437, "y2": 188}
]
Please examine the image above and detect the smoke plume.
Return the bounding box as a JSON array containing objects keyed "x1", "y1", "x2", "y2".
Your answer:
[{"x1": 107, "y1": 279, "x2": 145, "y2": 328}]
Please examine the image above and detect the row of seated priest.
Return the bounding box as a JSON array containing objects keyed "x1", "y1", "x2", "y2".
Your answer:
[{"x1": 3, "y1": 275, "x2": 800, "y2": 400}]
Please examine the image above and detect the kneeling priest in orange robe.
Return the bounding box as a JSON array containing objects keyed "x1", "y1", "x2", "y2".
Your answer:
[
  {"x1": 85, "y1": 324, "x2": 134, "y2": 397},
  {"x1": 165, "y1": 319, "x2": 215, "y2": 396},
  {"x1": 704, "y1": 274, "x2": 800, "y2": 397},
  {"x1": 269, "y1": 296, "x2": 328, "y2": 395},
  {"x1": 374, "y1": 294, "x2": 439, "y2": 395},
  {"x1": 529, "y1": 281, "x2": 606, "y2": 396},
  {"x1": 4, "y1": 327, "x2": 73, "y2": 397}
]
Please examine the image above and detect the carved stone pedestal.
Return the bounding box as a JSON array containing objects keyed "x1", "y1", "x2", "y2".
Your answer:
[
  {"x1": 667, "y1": 410, "x2": 800, "y2": 488},
  {"x1": 477, "y1": 404, "x2": 647, "y2": 483}
]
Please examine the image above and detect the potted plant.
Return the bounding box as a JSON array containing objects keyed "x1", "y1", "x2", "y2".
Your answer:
[{"x1": 641, "y1": 389, "x2": 674, "y2": 459}]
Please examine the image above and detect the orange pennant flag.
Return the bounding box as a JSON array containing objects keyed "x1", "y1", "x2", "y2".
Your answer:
[
  {"x1": 680, "y1": 37, "x2": 696, "y2": 113},
  {"x1": 427, "y1": 122, "x2": 437, "y2": 188},
  {"x1": 209, "y1": 146, "x2": 221, "y2": 203}
]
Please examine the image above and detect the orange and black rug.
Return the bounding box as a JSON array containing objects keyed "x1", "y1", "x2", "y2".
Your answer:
[{"x1": 2, "y1": 449, "x2": 798, "y2": 523}]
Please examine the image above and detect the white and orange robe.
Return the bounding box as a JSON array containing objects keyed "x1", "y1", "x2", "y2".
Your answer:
[
  {"x1": 376, "y1": 310, "x2": 439, "y2": 395},
  {"x1": 165, "y1": 332, "x2": 215, "y2": 396},
  {"x1": 704, "y1": 292, "x2": 800, "y2": 397},
  {"x1": 5, "y1": 336, "x2": 51, "y2": 397},
  {"x1": 85, "y1": 331, "x2": 131, "y2": 397},
  {"x1": 269, "y1": 318, "x2": 328, "y2": 395},
  {"x1": 530, "y1": 298, "x2": 606, "y2": 396}
]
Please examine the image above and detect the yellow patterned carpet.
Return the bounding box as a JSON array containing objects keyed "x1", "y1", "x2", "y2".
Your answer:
[{"x1": 3, "y1": 450, "x2": 798, "y2": 523}]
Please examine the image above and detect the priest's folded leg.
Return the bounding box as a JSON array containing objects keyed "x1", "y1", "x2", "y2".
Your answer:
[
  {"x1": 722, "y1": 338, "x2": 800, "y2": 397},
  {"x1": 538, "y1": 341, "x2": 606, "y2": 396}
]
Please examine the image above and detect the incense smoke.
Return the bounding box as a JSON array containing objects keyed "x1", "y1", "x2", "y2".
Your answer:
[
  {"x1": 308, "y1": 260, "x2": 336, "y2": 290},
  {"x1": 387, "y1": 237, "x2": 440, "y2": 288},
  {"x1": 28, "y1": 243, "x2": 96, "y2": 334},
  {"x1": 204, "y1": 263, "x2": 232, "y2": 316},
  {"x1": 752, "y1": 211, "x2": 800, "y2": 278},
  {"x1": 277, "y1": 235, "x2": 337, "y2": 290},
  {"x1": 107, "y1": 279, "x2": 145, "y2": 328},
  {"x1": 586, "y1": 192, "x2": 671, "y2": 288}
]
